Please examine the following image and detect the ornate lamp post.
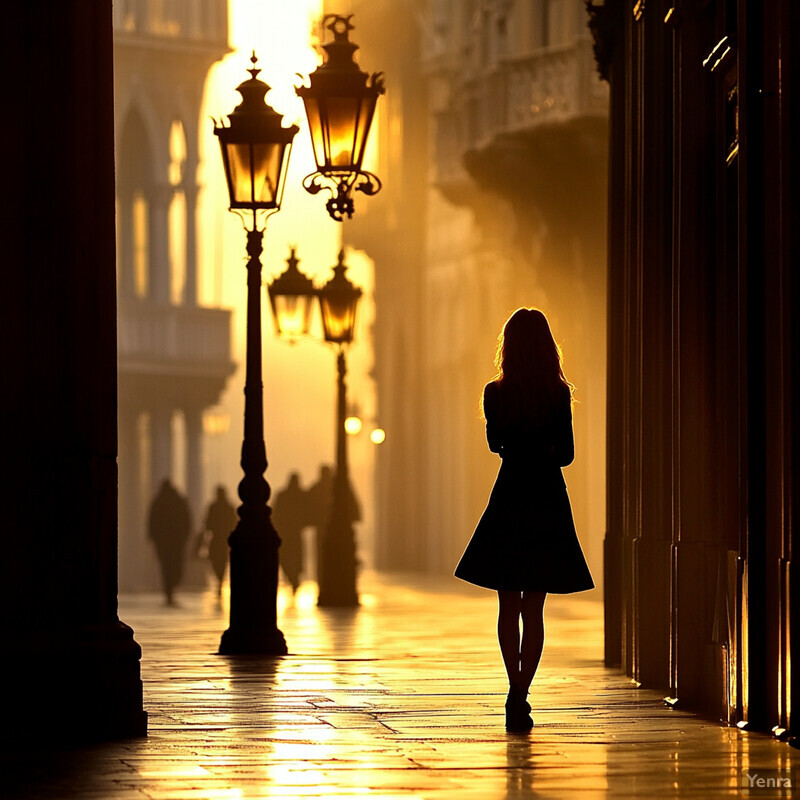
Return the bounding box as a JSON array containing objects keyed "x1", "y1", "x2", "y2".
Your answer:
[
  {"x1": 296, "y1": 14, "x2": 385, "y2": 221},
  {"x1": 316, "y1": 250, "x2": 363, "y2": 606},
  {"x1": 213, "y1": 54, "x2": 298, "y2": 655},
  {"x1": 267, "y1": 248, "x2": 363, "y2": 606},
  {"x1": 267, "y1": 247, "x2": 316, "y2": 341}
]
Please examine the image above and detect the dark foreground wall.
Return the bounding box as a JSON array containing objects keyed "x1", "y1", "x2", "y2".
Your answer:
[
  {"x1": 596, "y1": 0, "x2": 799, "y2": 739},
  {"x1": 0, "y1": 3, "x2": 146, "y2": 741}
]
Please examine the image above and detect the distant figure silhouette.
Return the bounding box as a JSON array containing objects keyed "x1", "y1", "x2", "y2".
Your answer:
[
  {"x1": 272, "y1": 472, "x2": 308, "y2": 593},
  {"x1": 305, "y1": 464, "x2": 333, "y2": 581},
  {"x1": 455, "y1": 308, "x2": 594, "y2": 731},
  {"x1": 148, "y1": 479, "x2": 192, "y2": 606},
  {"x1": 203, "y1": 485, "x2": 237, "y2": 596}
]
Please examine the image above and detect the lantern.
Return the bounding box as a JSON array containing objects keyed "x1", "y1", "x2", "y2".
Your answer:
[
  {"x1": 214, "y1": 53, "x2": 298, "y2": 216},
  {"x1": 267, "y1": 247, "x2": 316, "y2": 341},
  {"x1": 296, "y1": 15, "x2": 385, "y2": 220},
  {"x1": 318, "y1": 249, "x2": 362, "y2": 344}
]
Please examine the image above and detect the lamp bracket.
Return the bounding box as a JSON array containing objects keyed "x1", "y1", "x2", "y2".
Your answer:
[{"x1": 302, "y1": 170, "x2": 382, "y2": 221}]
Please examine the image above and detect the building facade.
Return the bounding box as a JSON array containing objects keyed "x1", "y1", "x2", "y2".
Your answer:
[
  {"x1": 342, "y1": 1, "x2": 609, "y2": 585},
  {"x1": 595, "y1": 0, "x2": 799, "y2": 737},
  {"x1": 113, "y1": 0, "x2": 235, "y2": 590}
]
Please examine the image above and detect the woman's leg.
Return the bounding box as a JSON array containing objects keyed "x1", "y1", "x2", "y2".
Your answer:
[
  {"x1": 519, "y1": 591, "x2": 547, "y2": 693},
  {"x1": 497, "y1": 590, "x2": 523, "y2": 687}
]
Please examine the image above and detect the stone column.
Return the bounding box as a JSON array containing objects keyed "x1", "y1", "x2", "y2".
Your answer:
[
  {"x1": 185, "y1": 403, "x2": 204, "y2": 530},
  {"x1": 149, "y1": 182, "x2": 172, "y2": 304},
  {"x1": 184, "y1": 182, "x2": 199, "y2": 307},
  {"x1": 118, "y1": 405, "x2": 144, "y2": 592},
  {"x1": 150, "y1": 403, "x2": 173, "y2": 491},
  {"x1": 0, "y1": 3, "x2": 146, "y2": 741}
]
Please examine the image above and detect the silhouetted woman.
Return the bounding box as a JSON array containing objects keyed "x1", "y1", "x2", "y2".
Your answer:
[{"x1": 455, "y1": 308, "x2": 594, "y2": 731}]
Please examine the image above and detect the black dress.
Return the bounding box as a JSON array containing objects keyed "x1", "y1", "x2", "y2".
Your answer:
[{"x1": 455, "y1": 380, "x2": 594, "y2": 593}]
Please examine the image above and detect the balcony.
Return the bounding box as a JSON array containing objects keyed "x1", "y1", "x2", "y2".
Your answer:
[
  {"x1": 433, "y1": 36, "x2": 608, "y2": 193},
  {"x1": 113, "y1": 0, "x2": 228, "y2": 47},
  {"x1": 118, "y1": 301, "x2": 235, "y2": 381}
]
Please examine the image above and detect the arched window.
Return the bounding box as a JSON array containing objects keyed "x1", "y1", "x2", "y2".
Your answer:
[
  {"x1": 118, "y1": 108, "x2": 154, "y2": 300},
  {"x1": 168, "y1": 120, "x2": 187, "y2": 304}
]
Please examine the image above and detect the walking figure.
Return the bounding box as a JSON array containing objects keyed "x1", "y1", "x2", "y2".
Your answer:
[
  {"x1": 148, "y1": 478, "x2": 192, "y2": 606},
  {"x1": 272, "y1": 472, "x2": 308, "y2": 593},
  {"x1": 306, "y1": 464, "x2": 333, "y2": 581},
  {"x1": 455, "y1": 308, "x2": 594, "y2": 731},
  {"x1": 203, "y1": 485, "x2": 237, "y2": 595}
]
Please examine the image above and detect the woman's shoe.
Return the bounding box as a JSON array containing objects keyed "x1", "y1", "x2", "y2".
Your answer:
[{"x1": 505, "y1": 685, "x2": 534, "y2": 732}]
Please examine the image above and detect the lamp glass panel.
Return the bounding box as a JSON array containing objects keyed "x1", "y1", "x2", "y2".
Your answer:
[
  {"x1": 226, "y1": 142, "x2": 284, "y2": 206},
  {"x1": 351, "y1": 95, "x2": 377, "y2": 169},
  {"x1": 320, "y1": 294, "x2": 357, "y2": 343},
  {"x1": 321, "y1": 96, "x2": 362, "y2": 169},
  {"x1": 271, "y1": 294, "x2": 313, "y2": 339},
  {"x1": 302, "y1": 97, "x2": 326, "y2": 170}
]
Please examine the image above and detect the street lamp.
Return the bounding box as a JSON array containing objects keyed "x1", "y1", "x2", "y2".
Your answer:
[
  {"x1": 296, "y1": 14, "x2": 385, "y2": 221},
  {"x1": 316, "y1": 250, "x2": 363, "y2": 606},
  {"x1": 267, "y1": 248, "x2": 363, "y2": 606},
  {"x1": 267, "y1": 247, "x2": 315, "y2": 342},
  {"x1": 213, "y1": 54, "x2": 298, "y2": 655}
]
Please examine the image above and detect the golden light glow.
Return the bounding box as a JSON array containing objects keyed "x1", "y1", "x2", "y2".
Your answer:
[
  {"x1": 132, "y1": 191, "x2": 149, "y2": 298},
  {"x1": 344, "y1": 415, "x2": 362, "y2": 435},
  {"x1": 168, "y1": 120, "x2": 186, "y2": 186},
  {"x1": 203, "y1": 408, "x2": 231, "y2": 436},
  {"x1": 199, "y1": 2, "x2": 378, "y2": 565},
  {"x1": 169, "y1": 190, "x2": 186, "y2": 303},
  {"x1": 370, "y1": 427, "x2": 386, "y2": 445}
]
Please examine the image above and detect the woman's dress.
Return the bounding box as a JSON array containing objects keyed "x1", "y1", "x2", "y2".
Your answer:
[{"x1": 455, "y1": 381, "x2": 594, "y2": 593}]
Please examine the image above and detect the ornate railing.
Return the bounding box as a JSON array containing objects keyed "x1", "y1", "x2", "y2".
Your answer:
[
  {"x1": 433, "y1": 36, "x2": 608, "y2": 187},
  {"x1": 118, "y1": 301, "x2": 234, "y2": 377},
  {"x1": 113, "y1": 0, "x2": 228, "y2": 45}
]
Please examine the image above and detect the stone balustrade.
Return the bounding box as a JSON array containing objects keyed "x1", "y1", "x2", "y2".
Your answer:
[{"x1": 118, "y1": 301, "x2": 234, "y2": 377}]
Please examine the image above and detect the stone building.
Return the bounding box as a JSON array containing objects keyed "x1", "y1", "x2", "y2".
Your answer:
[
  {"x1": 342, "y1": 1, "x2": 609, "y2": 585},
  {"x1": 113, "y1": 0, "x2": 235, "y2": 590},
  {"x1": 594, "y1": 0, "x2": 799, "y2": 737}
]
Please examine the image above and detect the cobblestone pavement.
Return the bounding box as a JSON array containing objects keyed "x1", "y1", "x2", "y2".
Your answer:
[{"x1": 5, "y1": 572, "x2": 798, "y2": 798}]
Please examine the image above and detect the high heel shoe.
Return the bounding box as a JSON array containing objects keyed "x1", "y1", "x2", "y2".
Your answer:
[{"x1": 505, "y1": 685, "x2": 534, "y2": 732}]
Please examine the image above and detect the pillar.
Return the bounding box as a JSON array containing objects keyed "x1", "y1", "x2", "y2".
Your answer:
[{"x1": 0, "y1": 3, "x2": 146, "y2": 742}]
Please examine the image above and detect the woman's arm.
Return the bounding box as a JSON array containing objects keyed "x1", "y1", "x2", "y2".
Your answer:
[
  {"x1": 551, "y1": 392, "x2": 575, "y2": 467},
  {"x1": 483, "y1": 382, "x2": 505, "y2": 454}
]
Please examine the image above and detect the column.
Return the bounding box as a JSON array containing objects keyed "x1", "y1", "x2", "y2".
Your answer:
[
  {"x1": 185, "y1": 403, "x2": 204, "y2": 530},
  {"x1": 149, "y1": 182, "x2": 171, "y2": 304},
  {"x1": 151, "y1": 402, "x2": 173, "y2": 490},
  {"x1": 0, "y1": 2, "x2": 146, "y2": 742},
  {"x1": 184, "y1": 182, "x2": 199, "y2": 307}
]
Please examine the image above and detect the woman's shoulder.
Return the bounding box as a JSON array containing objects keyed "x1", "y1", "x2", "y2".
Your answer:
[
  {"x1": 483, "y1": 380, "x2": 503, "y2": 405},
  {"x1": 482, "y1": 380, "x2": 502, "y2": 416}
]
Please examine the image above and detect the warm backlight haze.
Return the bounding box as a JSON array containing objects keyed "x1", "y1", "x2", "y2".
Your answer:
[{"x1": 197, "y1": 0, "x2": 379, "y2": 564}]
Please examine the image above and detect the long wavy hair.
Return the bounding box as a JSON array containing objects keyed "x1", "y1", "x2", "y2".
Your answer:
[{"x1": 485, "y1": 308, "x2": 573, "y2": 426}]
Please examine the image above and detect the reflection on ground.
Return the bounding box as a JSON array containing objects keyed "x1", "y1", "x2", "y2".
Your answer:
[{"x1": 3, "y1": 572, "x2": 798, "y2": 798}]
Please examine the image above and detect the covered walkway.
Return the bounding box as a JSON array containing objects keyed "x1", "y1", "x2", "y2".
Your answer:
[{"x1": 7, "y1": 573, "x2": 797, "y2": 798}]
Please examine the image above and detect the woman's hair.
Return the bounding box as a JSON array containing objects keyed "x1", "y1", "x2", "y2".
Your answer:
[{"x1": 486, "y1": 307, "x2": 573, "y2": 424}]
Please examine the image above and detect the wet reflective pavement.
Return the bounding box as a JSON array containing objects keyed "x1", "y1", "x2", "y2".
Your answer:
[{"x1": 6, "y1": 572, "x2": 799, "y2": 798}]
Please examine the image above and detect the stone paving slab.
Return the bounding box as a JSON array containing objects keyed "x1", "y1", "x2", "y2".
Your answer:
[{"x1": 2, "y1": 572, "x2": 799, "y2": 799}]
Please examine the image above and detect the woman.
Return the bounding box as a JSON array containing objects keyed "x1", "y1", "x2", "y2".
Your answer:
[{"x1": 455, "y1": 308, "x2": 594, "y2": 731}]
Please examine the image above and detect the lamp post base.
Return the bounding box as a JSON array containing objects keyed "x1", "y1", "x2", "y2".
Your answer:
[
  {"x1": 219, "y1": 626, "x2": 287, "y2": 656},
  {"x1": 317, "y1": 593, "x2": 360, "y2": 608}
]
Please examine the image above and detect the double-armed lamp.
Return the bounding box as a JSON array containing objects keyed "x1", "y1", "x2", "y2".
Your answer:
[
  {"x1": 268, "y1": 248, "x2": 362, "y2": 346},
  {"x1": 297, "y1": 14, "x2": 385, "y2": 221},
  {"x1": 268, "y1": 248, "x2": 364, "y2": 606}
]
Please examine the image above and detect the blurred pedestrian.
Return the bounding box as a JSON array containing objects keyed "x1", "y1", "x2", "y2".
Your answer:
[
  {"x1": 272, "y1": 472, "x2": 308, "y2": 593},
  {"x1": 148, "y1": 478, "x2": 192, "y2": 606},
  {"x1": 305, "y1": 464, "x2": 333, "y2": 581},
  {"x1": 203, "y1": 485, "x2": 237, "y2": 596}
]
